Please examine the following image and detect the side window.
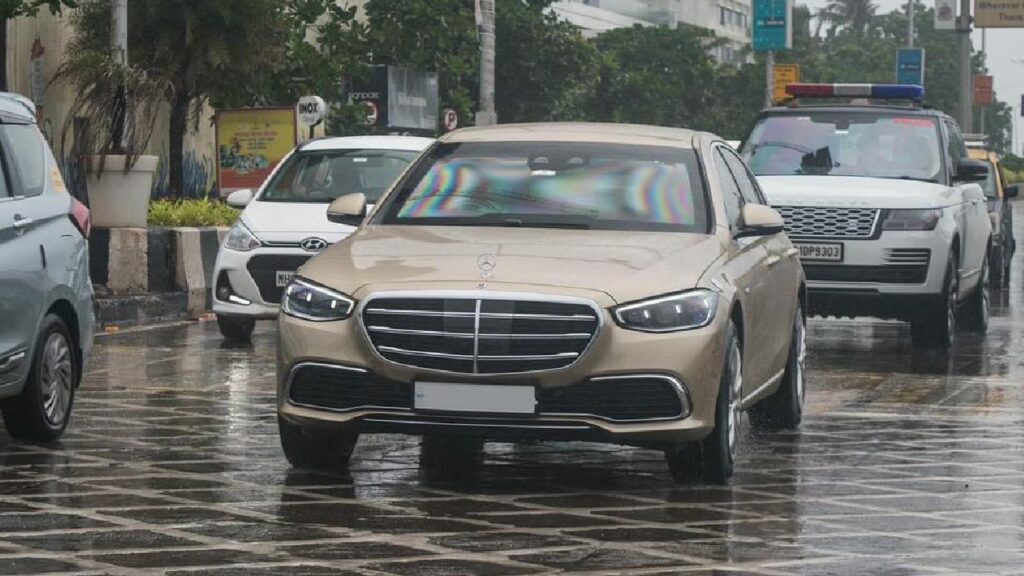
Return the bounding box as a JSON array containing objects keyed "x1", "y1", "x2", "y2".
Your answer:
[
  {"x1": 0, "y1": 157, "x2": 8, "y2": 199},
  {"x1": 2, "y1": 124, "x2": 46, "y2": 197},
  {"x1": 946, "y1": 121, "x2": 968, "y2": 163},
  {"x1": 722, "y1": 149, "x2": 765, "y2": 205},
  {"x1": 714, "y1": 149, "x2": 744, "y2": 229}
]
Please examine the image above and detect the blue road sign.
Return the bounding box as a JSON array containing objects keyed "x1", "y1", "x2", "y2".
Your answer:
[
  {"x1": 753, "y1": 0, "x2": 792, "y2": 52},
  {"x1": 896, "y1": 48, "x2": 926, "y2": 86}
]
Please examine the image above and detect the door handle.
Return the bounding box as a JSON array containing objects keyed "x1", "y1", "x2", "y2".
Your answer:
[
  {"x1": 765, "y1": 255, "x2": 782, "y2": 268},
  {"x1": 13, "y1": 215, "x2": 33, "y2": 229}
]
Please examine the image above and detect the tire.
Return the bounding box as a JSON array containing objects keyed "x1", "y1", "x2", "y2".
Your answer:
[
  {"x1": 989, "y1": 244, "x2": 1004, "y2": 287},
  {"x1": 1, "y1": 315, "x2": 77, "y2": 442},
  {"x1": 963, "y1": 254, "x2": 990, "y2": 333},
  {"x1": 419, "y1": 435, "x2": 483, "y2": 481},
  {"x1": 664, "y1": 321, "x2": 742, "y2": 485},
  {"x1": 911, "y1": 252, "x2": 958, "y2": 348},
  {"x1": 217, "y1": 315, "x2": 255, "y2": 342},
  {"x1": 278, "y1": 417, "x2": 358, "y2": 471},
  {"x1": 750, "y1": 303, "x2": 806, "y2": 430}
]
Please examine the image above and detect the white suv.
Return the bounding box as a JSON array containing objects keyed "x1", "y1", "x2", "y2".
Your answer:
[
  {"x1": 212, "y1": 136, "x2": 432, "y2": 341},
  {"x1": 741, "y1": 84, "x2": 991, "y2": 347}
]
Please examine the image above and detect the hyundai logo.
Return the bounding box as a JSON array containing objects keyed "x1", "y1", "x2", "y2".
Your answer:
[{"x1": 300, "y1": 237, "x2": 329, "y2": 252}]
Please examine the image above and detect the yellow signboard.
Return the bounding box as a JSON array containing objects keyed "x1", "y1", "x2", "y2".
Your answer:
[
  {"x1": 216, "y1": 108, "x2": 297, "y2": 192},
  {"x1": 975, "y1": 0, "x2": 1024, "y2": 28},
  {"x1": 773, "y1": 64, "x2": 800, "y2": 104}
]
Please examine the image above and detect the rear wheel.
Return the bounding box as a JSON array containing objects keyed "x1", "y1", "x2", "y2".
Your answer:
[
  {"x1": 963, "y1": 254, "x2": 990, "y2": 332},
  {"x1": 911, "y1": 253, "x2": 957, "y2": 348},
  {"x1": 989, "y1": 244, "x2": 1005, "y2": 287},
  {"x1": 665, "y1": 321, "x2": 742, "y2": 485},
  {"x1": 750, "y1": 303, "x2": 806, "y2": 430},
  {"x1": 1, "y1": 315, "x2": 77, "y2": 442},
  {"x1": 278, "y1": 417, "x2": 358, "y2": 471},
  {"x1": 217, "y1": 315, "x2": 255, "y2": 342}
]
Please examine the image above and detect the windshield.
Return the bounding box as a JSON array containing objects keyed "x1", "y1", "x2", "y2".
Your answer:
[
  {"x1": 261, "y1": 149, "x2": 420, "y2": 203},
  {"x1": 377, "y1": 142, "x2": 709, "y2": 233},
  {"x1": 742, "y1": 112, "x2": 943, "y2": 183}
]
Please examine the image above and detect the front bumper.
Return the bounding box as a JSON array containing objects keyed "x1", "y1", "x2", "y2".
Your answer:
[
  {"x1": 276, "y1": 289, "x2": 729, "y2": 448},
  {"x1": 212, "y1": 246, "x2": 316, "y2": 319}
]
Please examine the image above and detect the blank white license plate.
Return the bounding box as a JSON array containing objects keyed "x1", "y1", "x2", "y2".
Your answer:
[
  {"x1": 796, "y1": 243, "x2": 844, "y2": 262},
  {"x1": 275, "y1": 271, "x2": 295, "y2": 287},
  {"x1": 414, "y1": 382, "x2": 536, "y2": 414}
]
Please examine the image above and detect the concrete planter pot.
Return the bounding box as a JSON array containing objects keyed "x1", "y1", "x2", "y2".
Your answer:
[{"x1": 87, "y1": 155, "x2": 159, "y2": 229}]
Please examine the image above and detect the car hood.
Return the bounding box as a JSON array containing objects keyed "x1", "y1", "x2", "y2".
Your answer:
[
  {"x1": 242, "y1": 200, "x2": 356, "y2": 243},
  {"x1": 758, "y1": 175, "x2": 957, "y2": 210},
  {"x1": 298, "y1": 225, "x2": 724, "y2": 306}
]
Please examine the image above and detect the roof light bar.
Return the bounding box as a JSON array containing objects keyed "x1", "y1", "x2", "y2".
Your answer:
[{"x1": 785, "y1": 83, "x2": 925, "y2": 101}]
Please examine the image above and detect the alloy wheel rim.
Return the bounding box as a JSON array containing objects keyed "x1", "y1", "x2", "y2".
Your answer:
[
  {"x1": 795, "y1": 318, "x2": 807, "y2": 409},
  {"x1": 727, "y1": 342, "x2": 743, "y2": 459},
  {"x1": 982, "y1": 262, "x2": 990, "y2": 325},
  {"x1": 947, "y1": 272, "x2": 958, "y2": 338},
  {"x1": 40, "y1": 332, "x2": 73, "y2": 426}
]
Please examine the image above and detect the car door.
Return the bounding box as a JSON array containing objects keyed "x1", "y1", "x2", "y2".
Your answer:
[
  {"x1": 0, "y1": 124, "x2": 44, "y2": 389},
  {"x1": 721, "y1": 147, "x2": 799, "y2": 380},
  {"x1": 711, "y1": 146, "x2": 774, "y2": 393},
  {"x1": 945, "y1": 122, "x2": 988, "y2": 290}
]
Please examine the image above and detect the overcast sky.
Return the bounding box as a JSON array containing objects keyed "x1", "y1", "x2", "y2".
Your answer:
[{"x1": 799, "y1": 0, "x2": 1024, "y2": 153}]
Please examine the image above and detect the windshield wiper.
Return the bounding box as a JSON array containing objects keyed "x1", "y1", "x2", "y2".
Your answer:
[{"x1": 500, "y1": 217, "x2": 591, "y2": 230}]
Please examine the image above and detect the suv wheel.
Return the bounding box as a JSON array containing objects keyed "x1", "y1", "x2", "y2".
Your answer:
[
  {"x1": 989, "y1": 244, "x2": 1005, "y2": 287},
  {"x1": 911, "y1": 252, "x2": 958, "y2": 348},
  {"x1": 1, "y1": 314, "x2": 77, "y2": 442},
  {"x1": 665, "y1": 321, "x2": 741, "y2": 485},
  {"x1": 278, "y1": 417, "x2": 358, "y2": 471},
  {"x1": 217, "y1": 315, "x2": 255, "y2": 342},
  {"x1": 963, "y1": 254, "x2": 990, "y2": 332},
  {"x1": 750, "y1": 303, "x2": 806, "y2": 430}
]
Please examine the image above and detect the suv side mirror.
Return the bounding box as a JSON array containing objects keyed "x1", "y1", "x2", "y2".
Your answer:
[
  {"x1": 736, "y1": 204, "x2": 785, "y2": 238},
  {"x1": 327, "y1": 193, "x2": 368, "y2": 226},
  {"x1": 956, "y1": 159, "x2": 989, "y2": 183},
  {"x1": 225, "y1": 189, "x2": 254, "y2": 209},
  {"x1": 1006, "y1": 184, "x2": 1020, "y2": 199}
]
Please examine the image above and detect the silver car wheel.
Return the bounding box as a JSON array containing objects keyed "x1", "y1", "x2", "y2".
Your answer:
[
  {"x1": 40, "y1": 332, "x2": 73, "y2": 426},
  {"x1": 726, "y1": 341, "x2": 743, "y2": 459},
  {"x1": 795, "y1": 317, "x2": 807, "y2": 409}
]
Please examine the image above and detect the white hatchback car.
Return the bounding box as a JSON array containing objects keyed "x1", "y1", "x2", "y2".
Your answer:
[{"x1": 212, "y1": 136, "x2": 433, "y2": 341}]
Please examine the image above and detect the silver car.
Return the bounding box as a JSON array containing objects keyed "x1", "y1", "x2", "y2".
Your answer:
[{"x1": 0, "y1": 93, "x2": 94, "y2": 441}]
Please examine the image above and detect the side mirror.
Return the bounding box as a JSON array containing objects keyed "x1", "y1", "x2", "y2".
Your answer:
[
  {"x1": 1006, "y1": 184, "x2": 1020, "y2": 199},
  {"x1": 327, "y1": 193, "x2": 368, "y2": 226},
  {"x1": 736, "y1": 204, "x2": 785, "y2": 239},
  {"x1": 956, "y1": 159, "x2": 989, "y2": 183},
  {"x1": 226, "y1": 189, "x2": 254, "y2": 209}
]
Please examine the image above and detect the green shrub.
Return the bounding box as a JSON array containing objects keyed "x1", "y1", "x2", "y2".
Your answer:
[{"x1": 148, "y1": 199, "x2": 240, "y2": 227}]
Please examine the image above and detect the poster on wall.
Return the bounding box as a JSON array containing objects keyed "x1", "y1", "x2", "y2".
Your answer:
[{"x1": 215, "y1": 108, "x2": 297, "y2": 193}]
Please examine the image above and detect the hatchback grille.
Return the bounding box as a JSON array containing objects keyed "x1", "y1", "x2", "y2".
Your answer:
[
  {"x1": 362, "y1": 296, "x2": 600, "y2": 374},
  {"x1": 776, "y1": 206, "x2": 880, "y2": 239},
  {"x1": 246, "y1": 255, "x2": 312, "y2": 303},
  {"x1": 884, "y1": 248, "x2": 931, "y2": 266}
]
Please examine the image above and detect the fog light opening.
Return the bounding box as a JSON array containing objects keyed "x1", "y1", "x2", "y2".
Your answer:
[{"x1": 216, "y1": 272, "x2": 251, "y2": 306}]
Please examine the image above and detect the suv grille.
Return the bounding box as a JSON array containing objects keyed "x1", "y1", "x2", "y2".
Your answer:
[
  {"x1": 776, "y1": 206, "x2": 880, "y2": 239},
  {"x1": 362, "y1": 296, "x2": 600, "y2": 374},
  {"x1": 247, "y1": 255, "x2": 312, "y2": 303}
]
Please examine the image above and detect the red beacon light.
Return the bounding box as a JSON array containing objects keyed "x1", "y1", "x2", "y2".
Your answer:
[{"x1": 785, "y1": 83, "x2": 925, "y2": 102}]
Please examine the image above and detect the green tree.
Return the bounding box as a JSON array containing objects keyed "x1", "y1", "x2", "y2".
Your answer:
[
  {"x1": 816, "y1": 0, "x2": 878, "y2": 35},
  {"x1": 0, "y1": 0, "x2": 77, "y2": 90},
  {"x1": 64, "y1": 0, "x2": 289, "y2": 197}
]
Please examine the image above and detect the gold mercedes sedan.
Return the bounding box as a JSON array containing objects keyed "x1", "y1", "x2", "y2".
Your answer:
[{"x1": 276, "y1": 123, "x2": 806, "y2": 483}]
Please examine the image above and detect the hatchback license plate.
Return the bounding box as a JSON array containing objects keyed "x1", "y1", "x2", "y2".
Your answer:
[
  {"x1": 414, "y1": 382, "x2": 536, "y2": 414},
  {"x1": 275, "y1": 271, "x2": 295, "y2": 287},
  {"x1": 796, "y1": 243, "x2": 843, "y2": 262}
]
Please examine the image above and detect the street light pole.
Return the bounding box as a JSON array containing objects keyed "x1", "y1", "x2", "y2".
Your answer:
[
  {"x1": 111, "y1": 0, "x2": 127, "y2": 65},
  {"x1": 906, "y1": 0, "x2": 914, "y2": 49},
  {"x1": 959, "y1": 0, "x2": 973, "y2": 132},
  {"x1": 476, "y1": 0, "x2": 497, "y2": 126}
]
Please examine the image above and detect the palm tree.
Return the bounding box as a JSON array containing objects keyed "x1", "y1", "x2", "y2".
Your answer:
[{"x1": 815, "y1": 0, "x2": 878, "y2": 35}]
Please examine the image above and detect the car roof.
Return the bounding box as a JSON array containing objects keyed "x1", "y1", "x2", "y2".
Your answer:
[
  {"x1": 0, "y1": 92, "x2": 36, "y2": 123},
  {"x1": 299, "y1": 135, "x2": 434, "y2": 152},
  {"x1": 441, "y1": 122, "x2": 712, "y2": 149}
]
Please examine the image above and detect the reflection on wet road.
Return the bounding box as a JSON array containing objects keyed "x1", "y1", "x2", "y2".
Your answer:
[{"x1": 2, "y1": 209, "x2": 1024, "y2": 575}]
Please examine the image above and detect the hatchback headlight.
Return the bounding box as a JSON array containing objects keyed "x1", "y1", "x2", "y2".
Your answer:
[
  {"x1": 282, "y1": 278, "x2": 355, "y2": 322},
  {"x1": 613, "y1": 290, "x2": 719, "y2": 333},
  {"x1": 224, "y1": 220, "x2": 261, "y2": 251},
  {"x1": 883, "y1": 209, "x2": 942, "y2": 231}
]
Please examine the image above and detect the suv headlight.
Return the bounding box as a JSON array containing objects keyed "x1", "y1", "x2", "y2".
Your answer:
[
  {"x1": 282, "y1": 278, "x2": 355, "y2": 322},
  {"x1": 613, "y1": 290, "x2": 719, "y2": 333},
  {"x1": 882, "y1": 209, "x2": 942, "y2": 231},
  {"x1": 224, "y1": 220, "x2": 261, "y2": 251}
]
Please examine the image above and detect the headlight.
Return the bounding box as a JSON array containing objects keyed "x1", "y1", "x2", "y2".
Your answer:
[
  {"x1": 613, "y1": 290, "x2": 719, "y2": 333},
  {"x1": 224, "y1": 220, "x2": 261, "y2": 251},
  {"x1": 282, "y1": 278, "x2": 355, "y2": 322},
  {"x1": 882, "y1": 209, "x2": 941, "y2": 231}
]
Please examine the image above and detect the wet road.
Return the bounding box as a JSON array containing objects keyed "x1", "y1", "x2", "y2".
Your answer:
[{"x1": 4, "y1": 219, "x2": 1024, "y2": 575}]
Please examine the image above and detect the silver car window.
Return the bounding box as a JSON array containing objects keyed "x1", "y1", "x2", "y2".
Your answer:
[{"x1": 2, "y1": 124, "x2": 46, "y2": 198}]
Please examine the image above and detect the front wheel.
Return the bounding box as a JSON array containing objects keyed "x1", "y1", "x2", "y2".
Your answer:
[
  {"x1": 217, "y1": 315, "x2": 255, "y2": 342},
  {"x1": 962, "y1": 254, "x2": 990, "y2": 332},
  {"x1": 750, "y1": 303, "x2": 806, "y2": 430},
  {"x1": 989, "y1": 244, "x2": 1005, "y2": 287},
  {"x1": 1, "y1": 315, "x2": 77, "y2": 442},
  {"x1": 278, "y1": 417, "x2": 358, "y2": 471},
  {"x1": 911, "y1": 253, "x2": 958, "y2": 348}
]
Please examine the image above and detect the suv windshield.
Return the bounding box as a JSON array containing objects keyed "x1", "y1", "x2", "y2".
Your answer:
[
  {"x1": 742, "y1": 112, "x2": 943, "y2": 183},
  {"x1": 377, "y1": 142, "x2": 709, "y2": 233},
  {"x1": 261, "y1": 149, "x2": 420, "y2": 203}
]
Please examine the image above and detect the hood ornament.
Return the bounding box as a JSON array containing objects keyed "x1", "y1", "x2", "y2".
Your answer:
[
  {"x1": 300, "y1": 237, "x2": 329, "y2": 252},
  {"x1": 477, "y1": 253, "x2": 496, "y2": 278}
]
